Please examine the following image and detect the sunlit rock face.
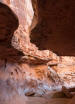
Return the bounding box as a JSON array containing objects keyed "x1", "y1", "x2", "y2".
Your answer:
[{"x1": 0, "y1": 0, "x2": 75, "y2": 101}]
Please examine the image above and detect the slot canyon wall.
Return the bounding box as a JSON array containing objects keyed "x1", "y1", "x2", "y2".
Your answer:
[
  {"x1": 0, "y1": 0, "x2": 75, "y2": 100},
  {"x1": 31, "y1": 0, "x2": 75, "y2": 56}
]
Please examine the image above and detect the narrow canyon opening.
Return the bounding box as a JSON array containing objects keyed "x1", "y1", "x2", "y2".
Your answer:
[
  {"x1": 30, "y1": 0, "x2": 75, "y2": 56},
  {"x1": 0, "y1": 0, "x2": 75, "y2": 104}
]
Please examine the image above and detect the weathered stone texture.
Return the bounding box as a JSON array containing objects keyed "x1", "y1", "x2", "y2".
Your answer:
[{"x1": 0, "y1": 0, "x2": 75, "y2": 101}]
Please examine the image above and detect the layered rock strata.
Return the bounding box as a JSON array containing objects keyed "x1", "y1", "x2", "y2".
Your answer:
[{"x1": 0, "y1": 0, "x2": 75, "y2": 97}]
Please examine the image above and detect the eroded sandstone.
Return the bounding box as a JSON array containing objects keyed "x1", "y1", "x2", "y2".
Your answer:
[{"x1": 0, "y1": 0, "x2": 75, "y2": 104}]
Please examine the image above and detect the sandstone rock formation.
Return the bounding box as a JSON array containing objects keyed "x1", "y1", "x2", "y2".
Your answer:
[
  {"x1": 0, "y1": 0, "x2": 75, "y2": 103},
  {"x1": 31, "y1": 0, "x2": 75, "y2": 56}
]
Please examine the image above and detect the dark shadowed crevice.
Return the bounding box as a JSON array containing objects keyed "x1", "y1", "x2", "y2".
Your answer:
[
  {"x1": 30, "y1": 0, "x2": 75, "y2": 56},
  {"x1": 0, "y1": 2, "x2": 19, "y2": 41},
  {"x1": 0, "y1": 2, "x2": 21, "y2": 60}
]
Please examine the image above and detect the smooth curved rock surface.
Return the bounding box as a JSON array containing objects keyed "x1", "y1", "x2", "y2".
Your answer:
[{"x1": 0, "y1": 1, "x2": 75, "y2": 103}]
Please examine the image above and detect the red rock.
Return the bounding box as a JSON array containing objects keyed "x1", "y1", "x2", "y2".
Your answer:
[{"x1": 0, "y1": 0, "x2": 75, "y2": 102}]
